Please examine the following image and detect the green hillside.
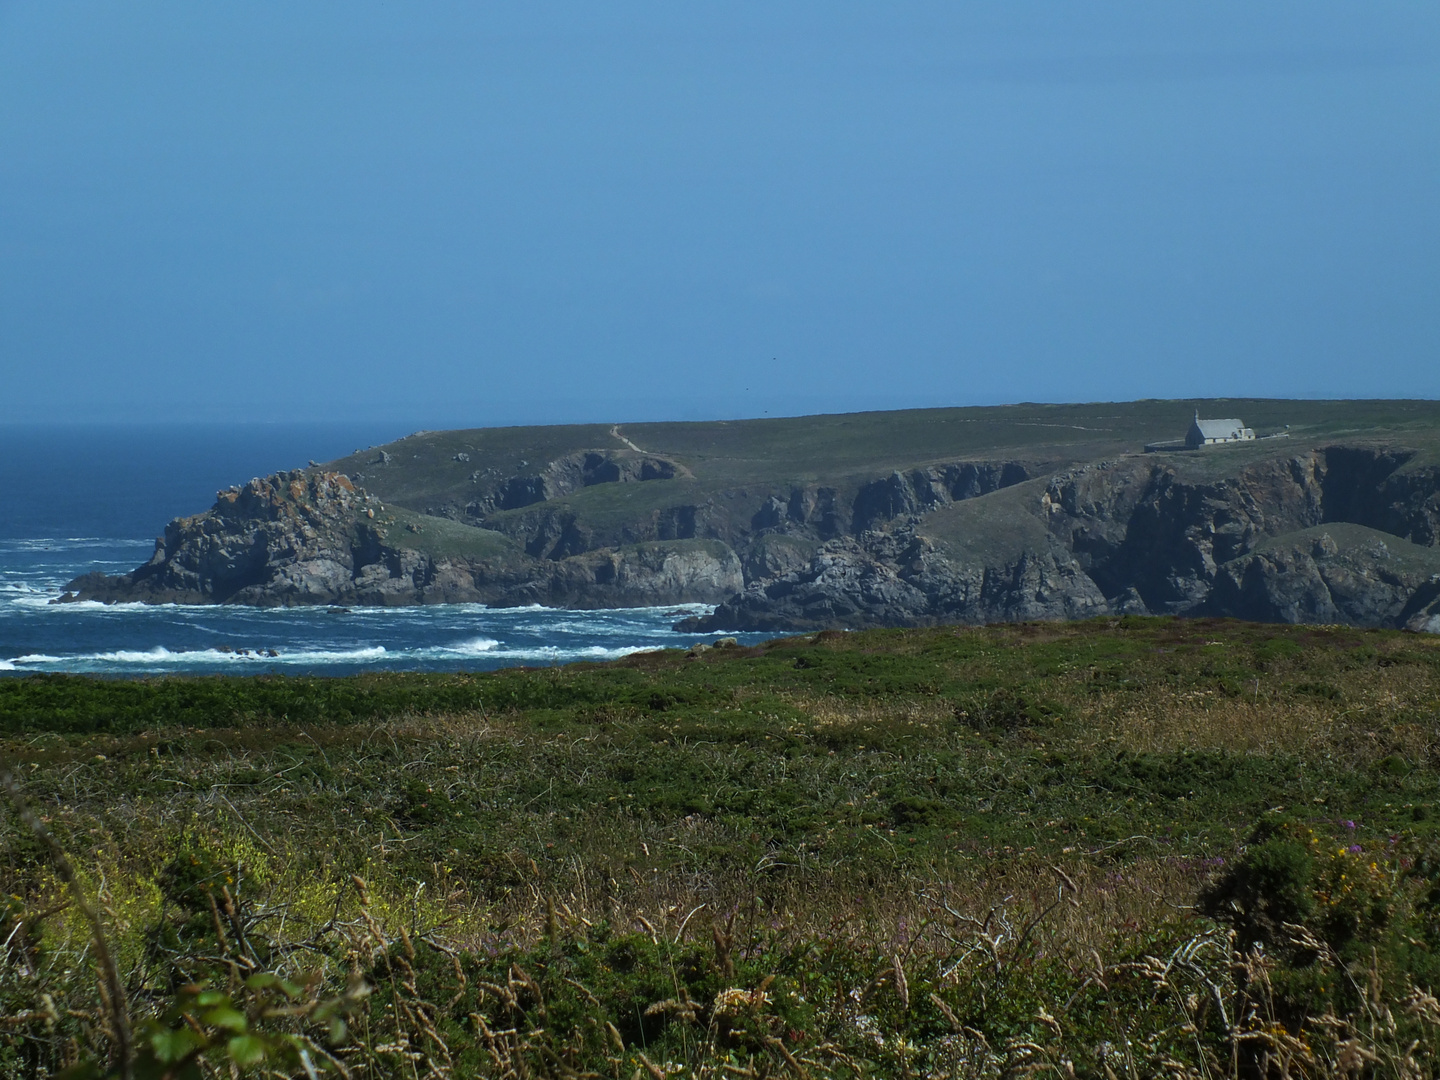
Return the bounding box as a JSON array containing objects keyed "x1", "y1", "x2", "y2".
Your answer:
[
  {"x1": 7, "y1": 619, "x2": 1440, "y2": 1076},
  {"x1": 331, "y1": 399, "x2": 1440, "y2": 521}
]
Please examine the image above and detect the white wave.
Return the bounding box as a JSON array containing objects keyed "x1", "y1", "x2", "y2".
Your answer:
[
  {"x1": 93, "y1": 647, "x2": 187, "y2": 663},
  {"x1": 451, "y1": 637, "x2": 500, "y2": 655},
  {"x1": 9, "y1": 593, "x2": 67, "y2": 609},
  {"x1": 503, "y1": 602, "x2": 712, "y2": 617},
  {"x1": 6, "y1": 645, "x2": 390, "y2": 667},
  {"x1": 0, "y1": 636, "x2": 687, "y2": 673},
  {"x1": 0, "y1": 538, "x2": 153, "y2": 552},
  {"x1": 484, "y1": 644, "x2": 656, "y2": 662},
  {"x1": 292, "y1": 600, "x2": 702, "y2": 617},
  {"x1": 514, "y1": 620, "x2": 604, "y2": 634},
  {"x1": 4, "y1": 593, "x2": 712, "y2": 620},
  {"x1": 265, "y1": 646, "x2": 388, "y2": 663},
  {"x1": 14, "y1": 596, "x2": 183, "y2": 611}
]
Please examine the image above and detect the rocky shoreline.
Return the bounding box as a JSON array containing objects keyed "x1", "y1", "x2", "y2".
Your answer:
[{"x1": 59, "y1": 432, "x2": 1440, "y2": 636}]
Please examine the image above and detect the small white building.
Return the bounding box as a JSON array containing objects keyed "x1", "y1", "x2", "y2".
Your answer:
[{"x1": 1186, "y1": 412, "x2": 1255, "y2": 449}]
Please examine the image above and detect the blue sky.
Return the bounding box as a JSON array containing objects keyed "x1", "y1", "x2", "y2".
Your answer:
[{"x1": 1, "y1": 2, "x2": 1437, "y2": 426}]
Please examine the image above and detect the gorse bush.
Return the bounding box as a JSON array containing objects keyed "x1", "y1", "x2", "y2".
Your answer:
[
  {"x1": 1202, "y1": 826, "x2": 1318, "y2": 950},
  {"x1": 1202, "y1": 818, "x2": 1440, "y2": 1039}
]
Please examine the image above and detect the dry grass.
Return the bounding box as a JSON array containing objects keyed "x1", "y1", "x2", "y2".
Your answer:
[{"x1": 1078, "y1": 662, "x2": 1440, "y2": 764}]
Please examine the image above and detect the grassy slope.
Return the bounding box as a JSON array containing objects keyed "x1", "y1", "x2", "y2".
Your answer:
[
  {"x1": 6, "y1": 619, "x2": 1440, "y2": 1075},
  {"x1": 380, "y1": 505, "x2": 520, "y2": 559},
  {"x1": 5, "y1": 619, "x2": 1439, "y2": 894},
  {"x1": 1253, "y1": 521, "x2": 1440, "y2": 573},
  {"x1": 8, "y1": 618, "x2": 1440, "y2": 1075},
  {"x1": 8, "y1": 619, "x2": 1437, "y2": 854},
  {"x1": 339, "y1": 423, "x2": 619, "y2": 508},
  {"x1": 916, "y1": 477, "x2": 1056, "y2": 560}
]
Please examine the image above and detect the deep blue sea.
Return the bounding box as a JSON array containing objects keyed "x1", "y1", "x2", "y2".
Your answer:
[{"x1": 0, "y1": 424, "x2": 754, "y2": 677}]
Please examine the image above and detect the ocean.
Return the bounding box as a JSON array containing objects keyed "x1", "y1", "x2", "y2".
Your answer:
[{"x1": 0, "y1": 423, "x2": 755, "y2": 676}]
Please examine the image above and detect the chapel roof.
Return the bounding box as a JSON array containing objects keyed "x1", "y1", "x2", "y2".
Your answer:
[{"x1": 1192, "y1": 417, "x2": 1247, "y2": 439}]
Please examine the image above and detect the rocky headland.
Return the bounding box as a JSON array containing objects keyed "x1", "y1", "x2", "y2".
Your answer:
[
  {"x1": 59, "y1": 469, "x2": 741, "y2": 609},
  {"x1": 58, "y1": 401, "x2": 1440, "y2": 633}
]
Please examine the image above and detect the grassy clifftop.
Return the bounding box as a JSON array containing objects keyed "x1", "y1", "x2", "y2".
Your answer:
[{"x1": 330, "y1": 399, "x2": 1440, "y2": 512}]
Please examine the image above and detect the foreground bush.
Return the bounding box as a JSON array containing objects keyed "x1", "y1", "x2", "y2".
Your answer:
[{"x1": 10, "y1": 844, "x2": 1440, "y2": 1079}]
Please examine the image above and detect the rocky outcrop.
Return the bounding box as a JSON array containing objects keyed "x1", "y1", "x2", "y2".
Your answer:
[
  {"x1": 417, "y1": 450, "x2": 690, "y2": 519},
  {"x1": 684, "y1": 446, "x2": 1440, "y2": 633},
  {"x1": 486, "y1": 499, "x2": 712, "y2": 560},
  {"x1": 449, "y1": 458, "x2": 1039, "y2": 558},
  {"x1": 1320, "y1": 448, "x2": 1440, "y2": 546},
  {"x1": 1038, "y1": 454, "x2": 1328, "y2": 614},
  {"x1": 494, "y1": 541, "x2": 743, "y2": 609},
  {"x1": 61, "y1": 471, "x2": 383, "y2": 605},
  {"x1": 851, "y1": 461, "x2": 1030, "y2": 533},
  {"x1": 1207, "y1": 527, "x2": 1440, "y2": 630},
  {"x1": 57, "y1": 471, "x2": 743, "y2": 610},
  {"x1": 680, "y1": 528, "x2": 1109, "y2": 632},
  {"x1": 1037, "y1": 448, "x2": 1440, "y2": 619}
]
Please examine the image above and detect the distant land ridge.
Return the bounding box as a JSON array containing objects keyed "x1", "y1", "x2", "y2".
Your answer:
[{"x1": 60, "y1": 399, "x2": 1440, "y2": 634}]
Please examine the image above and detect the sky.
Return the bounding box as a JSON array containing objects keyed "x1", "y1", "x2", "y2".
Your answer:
[{"x1": 1, "y1": 2, "x2": 1437, "y2": 427}]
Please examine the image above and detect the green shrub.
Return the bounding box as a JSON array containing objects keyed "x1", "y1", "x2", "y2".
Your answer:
[{"x1": 1201, "y1": 830, "x2": 1315, "y2": 950}]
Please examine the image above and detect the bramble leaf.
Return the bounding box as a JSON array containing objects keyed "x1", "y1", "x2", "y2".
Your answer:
[
  {"x1": 202, "y1": 1006, "x2": 249, "y2": 1033},
  {"x1": 227, "y1": 1034, "x2": 268, "y2": 1067}
]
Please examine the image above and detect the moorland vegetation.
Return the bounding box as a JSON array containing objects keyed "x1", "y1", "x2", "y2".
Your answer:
[{"x1": 5, "y1": 617, "x2": 1440, "y2": 1077}]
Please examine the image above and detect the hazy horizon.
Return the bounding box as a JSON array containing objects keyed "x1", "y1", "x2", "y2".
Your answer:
[
  {"x1": 4, "y1": 394, "x2": 1439, "y2": 436},
  {"x1": 3, "y1": 3, "x2": 1437, "y2": 426}
]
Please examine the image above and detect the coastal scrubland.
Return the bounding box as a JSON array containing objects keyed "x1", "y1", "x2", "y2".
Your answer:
[{"x1": 5, "y1": 618, "x2": 1440, "y2": 1077}]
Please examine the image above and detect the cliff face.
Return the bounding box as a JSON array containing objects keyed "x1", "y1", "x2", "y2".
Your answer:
[
  {"x1": 59, "y1": 470, "x2": 743, "y2": 610},
  {"x1": 1209, "y1": 529, "x2": 1440, "y2": 630},
  {"x1": 683, "y1": 446, "x2": 1440, "y2": 633},
  {"x1": 687, "y1": 532, "x2": 1112, "y2": 633},
  {"x1": 57, "y1": 413, "x2": 1440, "y2": 634},
  {"x1": 1042, "y1": 449, "x2": 1440, "y2": 623},
  {"x1": 61, "y1": 453, "x2": 1044, "y2": 611},
  {"x1": 64, "y1": 471, "x2": 381, "y2": 605}
]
